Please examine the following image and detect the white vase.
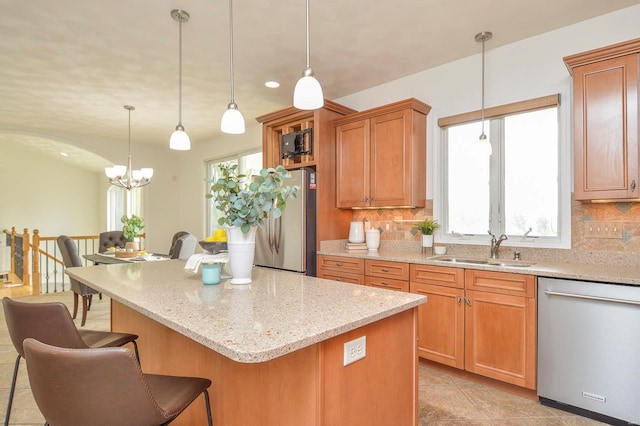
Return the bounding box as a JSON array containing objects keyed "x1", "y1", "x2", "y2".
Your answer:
[
  {"x1": 421, "y1": 234, "x2": 434, "y2": 248},
  {"x1": 225, "y1": 225, "x2": 257, "y2": 285},
  {"x1": 349, "y1": 221, "x2": 365, "y2": 243}
]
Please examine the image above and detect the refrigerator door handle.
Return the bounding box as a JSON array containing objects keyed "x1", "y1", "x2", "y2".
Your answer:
[
  {"x1": 267, "y1": 215, "x2": 274, "y2": 253},
  {"x1": 273, "y1": 216, "x2": 282, "y2": 254}
]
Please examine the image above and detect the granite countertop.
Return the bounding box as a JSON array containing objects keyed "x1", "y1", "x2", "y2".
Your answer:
[
  {"x1": 318, "y1": 246, "x2": 640, "y2": 286},
  {"x1": 66, "y1": 260, "x2": 425, "y2": 363}
]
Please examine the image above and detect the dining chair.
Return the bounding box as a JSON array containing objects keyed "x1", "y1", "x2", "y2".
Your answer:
[
  {"x1": 168, "y1": 231, "x2": 190, "y2": 257},
  {"x1": 23, "y1": 338, "x2": 213, "y2": 426},
  {"x1": 57, "y1": 234, "x2": 99, "y2": 326},
  {"x1": 2, "y1": 297, "x2": 139, "y2": 426},
  {"x1": 171, "y1": 233, "x2": 198, "y2": 260},
  {"x1": 98, "y1": 230, "x2": 129, "y2": 253}
]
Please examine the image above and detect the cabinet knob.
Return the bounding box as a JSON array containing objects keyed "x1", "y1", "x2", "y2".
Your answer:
[
  {"x1": 336, "y1": 262, "x2": 342, "y2": 267},
  {"x1": 464, "y1": 297, "x2": 472, "y2": 306},
  {"x1": 381, "y1": 268, "x2": 389, "y2": 272},
  {"x1": 632, "y1": 180, "x2": 637, "y2": 192},
  {"x1": 457, "y1": 296, "x2": 462, "y2": 305}
]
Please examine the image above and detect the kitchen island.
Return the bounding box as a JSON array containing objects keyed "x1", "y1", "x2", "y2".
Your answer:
[{"x1": 66, "y1": 260, "x2": 426, "y2": 426}]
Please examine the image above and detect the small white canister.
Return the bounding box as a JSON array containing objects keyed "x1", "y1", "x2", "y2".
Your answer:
[{"x1": 366, "y1": 229, "x2": 381, "y2": 251}]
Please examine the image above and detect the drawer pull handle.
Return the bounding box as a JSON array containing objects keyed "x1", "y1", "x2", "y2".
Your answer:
[
  {"x1": 336, "y1": 262, "x2": 342, "y2": 266},
  {"x1": 336, "y1": 278, "x2": 342, "y2": 282},
  {"x1": 457, "y1": 296, "x2": 462, "y2": 305},
  {"x1": 381, "y1": 281, "x2": 389, "y2": 286},
  {"x1": 382, "y1": 268, "x2": 389, "y2": 272}
]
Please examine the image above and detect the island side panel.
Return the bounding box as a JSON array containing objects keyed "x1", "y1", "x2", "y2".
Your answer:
[
  {"x1": 319, "y1": 308, "x2": 419, "y2": 426},
  {"x1": 111, "y1": 300, "x2": 320, "y2": 426}
]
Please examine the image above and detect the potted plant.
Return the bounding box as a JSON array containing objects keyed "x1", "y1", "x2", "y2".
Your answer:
[
  {"x1": 412, "y1": 218, "x2": 440, "y2": 249},
  {"x1": 206, "y1": 163, "x2": 298, "y2": 283},
  {"x1": 121, "y1": 214, "x2": 144, "y2": 251}
]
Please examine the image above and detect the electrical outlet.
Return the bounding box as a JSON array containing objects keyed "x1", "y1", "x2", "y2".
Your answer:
[
  {"x1": 584, "y1": 221, "x2": 623, "y2": 239},
  {"x1": 343, "y1": 336, "x2": 366, "y2": 366}
]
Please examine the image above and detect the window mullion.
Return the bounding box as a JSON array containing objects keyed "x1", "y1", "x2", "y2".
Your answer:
[{"x1": 488, "y1": 119, "x2": 503, "y2": 234}]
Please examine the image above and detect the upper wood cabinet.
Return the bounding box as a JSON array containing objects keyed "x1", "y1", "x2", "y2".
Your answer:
[
  {"x1": 334, "y1": 98, "x2": 431, "y2": 208},
  {"x1": 564, "y1": 39, "x2": 640, "y2": 200},
  {"x1": 256, "y1": 101, "x2": 357, "y2": 252}
]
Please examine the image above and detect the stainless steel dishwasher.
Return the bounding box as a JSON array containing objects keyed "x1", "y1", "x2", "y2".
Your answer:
[{"x1": 538, "y1": 277, "x2": 640, "y2": 425}]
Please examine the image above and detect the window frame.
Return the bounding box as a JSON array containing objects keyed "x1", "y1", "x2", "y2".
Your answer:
[
  {"x1": 436, "y1": 92, "x2": 571, "y2": 249},
  {"x1": 205, "y1": 149, "x2": 263, "y2": 236}
]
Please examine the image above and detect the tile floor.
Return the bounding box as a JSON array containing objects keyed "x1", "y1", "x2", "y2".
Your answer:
[{"x1": 0, "y1": 290, "x2": 604, "y2": 425}]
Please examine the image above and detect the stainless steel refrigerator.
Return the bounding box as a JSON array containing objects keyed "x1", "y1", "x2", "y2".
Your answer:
[{"x1": 254, "y1": 168, "x2": 316, "y2": 276}]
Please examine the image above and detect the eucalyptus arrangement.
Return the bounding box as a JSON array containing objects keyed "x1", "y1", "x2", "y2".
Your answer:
[
  {"x1": 206, "y1": 163, "x2": 299, "y2": 234},
  {"x1": 412, "y1": 218, "x2": 440, "y2": 235},
  {"x1": 121, "y1": 214, "x2": 145, "y2": 241}
]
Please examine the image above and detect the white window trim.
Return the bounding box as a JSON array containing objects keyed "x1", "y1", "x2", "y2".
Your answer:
[{"x1": 434, "y1": 87, "x2": 571, "y2": 249}]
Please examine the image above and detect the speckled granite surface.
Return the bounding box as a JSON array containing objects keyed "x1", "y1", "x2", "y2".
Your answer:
[
  {"x1": 319, "y1": 240, "x2": 640, "y2": 286},
  {"x1": 66, "y1": 260, "x2": 425, "y2": 363}
]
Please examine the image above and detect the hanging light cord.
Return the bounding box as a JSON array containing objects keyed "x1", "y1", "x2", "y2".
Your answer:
[
  {"x1": 177, "y1": 17, "x2": 183, "y2": 126},
  {"x1": 480, "y1": 36, "x2": 485, "y2": 135},
  {"x1": 305, "y1": 0, "x2": 311, "y2": 69},
  {"x1": 228, "y1": 0, "x2": 235, "y2": 104}
]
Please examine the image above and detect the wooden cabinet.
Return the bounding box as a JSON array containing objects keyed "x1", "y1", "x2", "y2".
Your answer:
[
  {"x1": 256, "y1": 101, "x2": 357, "y2": 252},
  {"x1": 464, "y1": 270, "x2": 536, "y2": 390},
  {"x1": 316, "y1": 255, "x2": 364, "y2": 284},
  {"x1": 410, "y1": 265, "x2": 537, "y2": 389},
  {"x1": 317, "y1": 255, "x2": 410, "y2": 292},
  {"x1": 410, "y1": 265, "x2": 465, "y2": 369},
  {"x1": 564, "y1": 38, "x2": 640, "y2": 200},
  {"x1": 365, "y1": 259, "x2": 409, "y2": 291},
  {"x1": 334, "y1": 98, "x2": 431, "y2": 208}
]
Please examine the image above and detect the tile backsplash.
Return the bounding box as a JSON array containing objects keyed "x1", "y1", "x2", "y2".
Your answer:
[{"x1": 351, "y1": 197, "x2": 640, "y2": 254}]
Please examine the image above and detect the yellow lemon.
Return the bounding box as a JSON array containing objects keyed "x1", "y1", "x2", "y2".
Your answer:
[{"x1": 212, "y1": 228, "x2": 227, "y2": 242}]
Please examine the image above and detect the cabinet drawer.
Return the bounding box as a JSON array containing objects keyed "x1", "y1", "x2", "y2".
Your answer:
[
  {"x1": 410, "y1": 264, "x2": 464, "y2": 289},
  {"x1": 317, "y1": 255, "x2": 364, "y2": 274},
  {"x1": 317, "y1": 270, "x2": 365, "y2": 285},
  {"x1": 465, "y1": 270, "x2": 535, "y2": 298},
  {"x1": 365, "y1": 260, "x2": 409, "y2": 280},
  {"x1": 365, "y1": 276, "x2": 409, "y2": 292}
]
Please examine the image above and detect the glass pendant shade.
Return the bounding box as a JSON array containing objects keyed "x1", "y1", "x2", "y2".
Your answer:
[
  {"x1": 221, "y1": 103, "x2": 245, "y2": 134},
  {"x1": 294, "y1": 70, "x2": 324, "y2": 110},
  {"x1": 170, "y1": 126, "x2": 191, "y2": 150}
]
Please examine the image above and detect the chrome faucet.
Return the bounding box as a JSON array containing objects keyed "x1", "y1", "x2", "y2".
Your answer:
[{"x1": 488, "y1": 231, "x2": 508, "y2": 259}]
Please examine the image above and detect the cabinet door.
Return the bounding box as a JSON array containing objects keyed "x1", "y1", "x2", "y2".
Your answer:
[
  {"x1": 573, "y1": 54, "x2": 639, "y2": 200},
  {"x1": 464, "y1": 289, "x2": 536, "y2": 389},
  {"x1": 370, "y1": 109, "x2": 414, "y2": 207},
  {"x1": 411, "y1": 282, "x2": 464, "y2": 369},
  {"x1": 336, "y1": 119, "x2": 370, "y2": 208}
]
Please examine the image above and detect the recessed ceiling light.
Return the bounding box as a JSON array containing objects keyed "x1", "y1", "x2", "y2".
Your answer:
[
  {"x1": 265, "y1": 81, "x2": 280, "y2": 88},
  {"x1": 60, "y1": 152, "x2": 69, "y2": 157}
]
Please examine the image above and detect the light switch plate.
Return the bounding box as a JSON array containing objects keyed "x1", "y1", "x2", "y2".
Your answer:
[
  {"x1": 344, "y1": 336, "x2": 366, "y2": 366},
  {"x1": 584, "y1": 221, "x2": 622, "y2": 239}
]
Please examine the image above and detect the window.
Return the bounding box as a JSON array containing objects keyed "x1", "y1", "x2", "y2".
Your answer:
[
  {"x1": 107, "y1": 187, "x2": 143, "y2": 231},
  {"x1": 205, "y1": 151, "x2": 263, "y2": 236},
  {"x1": 439, "y1": 94, "x2": 568, "y2": 248}
]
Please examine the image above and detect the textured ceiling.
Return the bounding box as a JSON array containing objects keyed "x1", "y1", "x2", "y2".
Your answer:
[{"x1": 1, "y1": 0, "x2": 640, "y2": 170}]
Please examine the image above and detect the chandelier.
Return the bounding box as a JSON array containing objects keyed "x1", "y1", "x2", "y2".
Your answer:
[{"x1": 105, "y1": 105, "x2": 153, "y2": 189}]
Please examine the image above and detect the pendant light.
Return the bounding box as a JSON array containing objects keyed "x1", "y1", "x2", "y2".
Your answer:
[
  {"x1": 221, "y1": 0, "x2": 245, "y2": 134},
  {"x1": 170, "y1": 9, "x2": 191, "y2": 150},
  {"x1": 105, "y1": 106, "x2": 153, "y2": 189},
  {"x1": 293, "y1": 0, "x2": 323, "y2": 110},
  {"x1": 476, "y1": 31, "x2": 492, "y2": 156}
]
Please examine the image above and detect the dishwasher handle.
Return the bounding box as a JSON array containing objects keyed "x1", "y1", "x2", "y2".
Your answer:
[{"x1": 544, "y1": 290, "x2": 640, "y2": 306}]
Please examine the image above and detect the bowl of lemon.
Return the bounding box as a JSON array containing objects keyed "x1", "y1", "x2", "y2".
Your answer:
[{"x1": 199, "y1": 229, "x2": 228, "y2": 254}]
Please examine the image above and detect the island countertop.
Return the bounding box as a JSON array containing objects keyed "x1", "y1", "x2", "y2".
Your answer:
[{"x1": 66, "y1": 260, "x2": 425, "y2": 363}]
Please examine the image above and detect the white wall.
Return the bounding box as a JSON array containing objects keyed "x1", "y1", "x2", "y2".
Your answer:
[{"x1": 0, "y1": 139, "x2": 101, "y2": 236}]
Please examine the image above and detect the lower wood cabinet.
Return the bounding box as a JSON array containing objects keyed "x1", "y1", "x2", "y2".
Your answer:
[
  {"x1": 410, "y1": 265, "x2": 537, "y2": 390},
  {"x1": 317, "y1": 255, "x2": 409, "y2": 292}
]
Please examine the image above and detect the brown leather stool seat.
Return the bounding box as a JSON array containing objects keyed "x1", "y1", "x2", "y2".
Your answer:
[
  {"x1": 2, "y1": 297, "x2": 139, "y2": 426},
  {"x1": 23, "y1": 338, "x2": 213, "y2": 426}
]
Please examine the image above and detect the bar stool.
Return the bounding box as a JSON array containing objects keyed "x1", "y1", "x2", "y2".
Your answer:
[
  {"x1": 23, "y1": 338, "x2": 213, "y2": 426},
  {"x1": 2, "y1": 297, "x2": 139, "y2": 426}
]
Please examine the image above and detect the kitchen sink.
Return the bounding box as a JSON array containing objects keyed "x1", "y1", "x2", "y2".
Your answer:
[{"x1": 433, "y1": 256, "x2": 534, "y2": 268}]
